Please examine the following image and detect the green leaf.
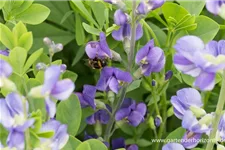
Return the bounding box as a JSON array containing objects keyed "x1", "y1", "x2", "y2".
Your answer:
[
  {"x1": 72, "y1": 45, "x2": 85, "y2": 66},
  {"x1": 0, "y1": 23, "x2": 16, "y2": 49},
  {"x1": 181, "y1": 74, "x2": 195, "y2": 87},
  {"x1": 71, "y1": 0, "x2": 98, "y2": 27},
  {"x1": 37, "y1": 131, "x2": 54, "y2": 138},
  {"x1": 165, "y1": 127, "x2": 186, "y2": 144},
  {"x1": 83, "y1": 22, "x2": 101, "y2": 35},
  {"x1": 30, "y1": 110, "x2": 42, "y2": 132},
  {"x1": 30, "y1": 130, "x2": 40, "y2": 148},
  {"x1": 15, "y1": 4, "x2": 50, "y2": 25},
  {"x1": 10, "y1": 0, "x2": 34, "y2": 16},
  {"x1": 23, "y1": 48, "x2": 43, "y2": 73},
  {"x1": 177, "y1": 0, "x2": 205, "y2": 16},
  {"x1": 116, "y1": 120, "x2": 135, "y2": 136},
  {"x1": 0, "y1": 124, "x2": 8, "y2": 145},
  {"x1": 63, "y1": 70, "x2": 78, "y2": 82},
  {"x1": 127, "y1": 80, "x2": 142, "y2": 93},
  {"x1": 9, "y1": 47, "x2": 27, "y2": 75},
  {"x1": 60, "y1": 10, "x2": 74, "y2": 24},
  {"x1": 136, "y1": 139, "x2": 152, "y2": 147},
  {"x1": 62, "y1": 135, "x2": 82, "y2": 150},
  {"x1": 56, "y1": 94, "x2": 82, "y2": 136},
  {"x1": 188, "y1": 15, "x2": 220, "y2": 43},
  {"x1": 18, "y1": 32, "x2": 33, "y2": 51},
  {"x1": 75, "y1": 13, "x2": 85, "y2": 46},
  {"x1": 0, "y1": 1, "x2": 6, "y2": 10},
  {"x1": 77, "y1": 139, "x2": 108, "y2": 150},
  {"x1": 13, "y1": 21, "x2": 28, "y2": 39},
  {"x1": 90, "y1": 2, "x2": 106, "y2": 28}
]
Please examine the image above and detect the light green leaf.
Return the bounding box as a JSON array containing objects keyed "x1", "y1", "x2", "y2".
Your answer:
[
  {"x1": 82, "y1": 22, "x2": 101, "y2": 35},
  {"x1": 56, "y1": 94, "x2": 81, "y2": 136},
  {"x1": 76, "y1": 142, "x2": 91, "y2": 150},
  {"x1": 15, "y1": 4, "x2": 50, "y2": 25},
  {"x1": 13, "y1": 21, "x2": 28, "y2": 39},
  {"x1": 127, "y1": 80, "x2": 142, "y2": 93},
  {"x1": 181, "y1": 74, "x2": 195, "y2": 87},
  {"x1": 37, "y1": 131, "x2": 54, "y2": 138},
  {"x1": 136, "y1": 139, "x2": 152, "y2": 147},
  {"x1": 63, "y1": 71, "x2": 78, "y2": 82},
  {"x1": 77, "y1": 139, "x2": 108, "y2": 150},
  {"x1": 10, "y1": 0, "x2": 34, "y2": 16},
  {"x1": 177, "y1": 0, "x2": 205, "y2": 16},
  {"x1": 188, "y1": 15, "x2": 220, "y2": 43},
  {"x1": 75, "y1": 13, "x2": 85, "y2": 46},
  {"x1": 71, "y1": 0, "x2": 98, "y2": 27},
  {"x1": 30, "y1": 130, "x2": 40, "y2": 148},
  {"x1": 0, "y1": 0, "x2": 6, "y2": 9},
  {"x1": 0, "y1": 23, "x2": 16, "y2": 49},
  {"x1": 72, "y1": 45, "x2": 85, "y2": 66},
  {"x1": 60, "y1": 10, "x2": 74, "y2": 24},
  {"x1": 23, "y1": 48, "x2": 43, "y2": 73},
  {"x1": 9, "y1": 47, "x2": 27, "y2": 75},
  {"x1": 165, "y1": 127, "x2": 186, "y2": 144},
  {"x1": 18, "y1": 32, "x2": 33, "y2": 51},
  {"x1": 90, "y1": 1, "x2": 106, "y2": 28},
  {"x1": 62, "y1": 135, "x2": 82, "y2": 150}
]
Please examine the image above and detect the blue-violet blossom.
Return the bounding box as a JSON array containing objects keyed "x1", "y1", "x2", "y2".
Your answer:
[
  {"x1": 136, "y1": 0, "x2": 165, "y2": 15},
  {"x1": 112, "y1": 138, "x2": 138, "y2": 150},
  {"x1": 206, "y1": 0, "x2": 225, "y2": 19}
]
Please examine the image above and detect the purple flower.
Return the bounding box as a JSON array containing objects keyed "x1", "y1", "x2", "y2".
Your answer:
[
  {"x1": 162, "y1": 143, "x2": 185, "y2": 150},
  {"x1": 174, "y1": 36, "x2": 225, "y2": 91},
  {"x1": 171, "y1": 88, "x2": 203, "y2": 119},
  {"x1": 135, "y1": 40, "x2": 165, "y2": 76},
  {"x1": 181, "y1": 111, "x2": 212, "y2": 149},
  {"x1": 0, "y1": 59, "x2": 12, "y2": 77},
  {"x1": 114, "y1": 9, "x2": 129, "y2": 26},
  {"x1": 86, "y1": 105, "x2": 111, "y2": 125},
  {"x1": 85, "y1": 32, "x2": 112, "y2": 59},
  {"x1": 112, "y1": 138, "x2": 138, "y2": 150},
  {"x1": 76, "y1": 85, "x2": 96, "y2": 109},
  {"x1": 42, "y1": 65, "x2": 75, "y2": 118},
  {"x1": 96, "y1": 67, "x2": 132, "y2": 94},
  {"x1": 115, "y1": 98, "x2": 147, "y2": 127},
  {"x1": 136, "y1": 0, "x2": 165, "y2": 15},
  {"x1": 112, "y1": 23, "x2": 143, "y2": 41},
  {"x1": 0, "y1": 93, "x2": 34, "y2": 150},
  {"x1": 206, "y1": 0, "x2": 225, "y2": 18},
  {"x1": 37, "y1": 119, "x2": 69, "y2": 150},
  {"x1": 0, "y1": 49, "x2": 9, "y2": 56},
  {"x1": 218, "y1": 113, "x2": 225, "y2": 141},
  {"x1": 154, "y1": 116, "x2": 162, "y2": 127},
  {"x1": 165, "y1": 70, "x2": 173, "y2": 80}
]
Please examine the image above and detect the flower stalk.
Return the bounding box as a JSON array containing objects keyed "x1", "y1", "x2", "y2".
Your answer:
[{"x1": 206, "y1": 71, "x2": 225, "y2": 150}]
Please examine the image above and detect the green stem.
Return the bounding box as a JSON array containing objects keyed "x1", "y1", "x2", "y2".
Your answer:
[
  {"x1": 206, "y1": 71, "x2": 225, "y2": 150},
  {"x1": 220, "y1": 25, "x2": 225, "y2": 30},
  {"x1": 141, "y1": 19, "x2": 160, "y2": 47},
  {"x1": 104, "y1": 85, "x2": 128, "y2": 142}
]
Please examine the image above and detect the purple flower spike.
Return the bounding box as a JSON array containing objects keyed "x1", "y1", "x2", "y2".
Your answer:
[
  {"x1": 162, "y1": 143, "x2": 185, "y2": 150},
  {"x1": 206, "y1": 0, "x2": 225, "y2": 17},
  {"x1": 86, "y1": 105, "x2": 112, "y2": 125},
  {"x1": 171, "y1": 88, "x2": 203, "y2": 119},
  {"x1": 85, "y1": 32, "x2": 112, "y2": 59},
  {"x1": 0, "y1": 93, "x2": 34, "y2": 150},
  {"x1": 112, "y1": 23, "x2": 143, "y2": 41},
  {"x1": 96, "y1": 67, "x2": 132, "y2": 94},
  {"x1": 136, "y1": 0, "x2": 165, "y2": 15},
  {"x1": 135, "y1": 40, "x2": 165, "y2": 76},
  {"x1": 112, "y1": 138, "x2": 138, "y2": 150},
  {"x1": 115, "y1": 98, "x2": 147, "y2": 127},
  {"x1": 0, "y1": 49, "x2": 9, "y2": 56},
  {"x1": 174, "y1": 36, "x2": 225, "y2": 91},
  {"x1": 38, "y1": 119, "x2": 69, "y2": 150},
  {"x1": 0, "y1": 59, "x2": 12, "y2": 77},
  {"x1": 114, "y1": 9, "x2": 129, "y2": 26},
  {"x1": 181, "y1": 111, "x2": 212, "y2": 149},
  {"x1": 42, "y1": 65, "x2": 75, "y2": 118},
  {"x1": 76, "y1": 85, "x2": 96, "y2": 109}
]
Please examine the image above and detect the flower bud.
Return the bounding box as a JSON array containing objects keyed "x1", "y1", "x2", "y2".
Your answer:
[
  {"x1": 154, "y1": 116, "x2": 162, "y2": 127},
  {"x1": 60, "y1": 64, "x2": 67, "y2": 72},
  {"x1": 95, "y1": 100, "x2": 106, "y2": 109},
  {"x1": 148, "y1": 116, "x2": 156, "y2": 130},
  {"x1": 54, "y1": 43, "x2": 63, "y2": 53},
  {"x1": 0, "y1": 77, "x2": 17, "y2": 92},
  {"x1": 167, "y1": 106, "x2": 174, "y2": 118},
  {"x1": 190, "y1": 106, "x2": 207, "y2": 118},
  {"x1": 36, "y1": 62, "x2": 47, "y2": 70},
  {"x1": 28, "y1": 86, "x2": 43, "y2": 98},
  {"x1": 217, "y1": 144, "x2": 225, "y2": 150},
  {"x1": 165, "y1": 70, "x2": 173, "y2": 80},
  {"x1": 95, "y1": 120, "x2": 102, "y2": 137},
  {"x1": 199, "y1": 113, "x2": 213, "y2": 126},
  {"x1": 114, "y1": 9, "x2": 129, "y2": 26},
  {"x1": 43, "y1": 37, "x2": 52, "y2": 46},
  {"x1": 152, "y1": 80, "x2": 156, "y2": 86},
  {"x1": 111, "y1": 50, "x2": 122, "y2": 62},
  {"x1": 108, "y1": 91, "x2": 115, "y2": 104}
]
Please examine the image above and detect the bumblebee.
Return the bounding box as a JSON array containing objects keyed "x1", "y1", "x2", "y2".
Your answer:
[{"x1": 88, "y1": 57, "x2": 107, "y2": 69}]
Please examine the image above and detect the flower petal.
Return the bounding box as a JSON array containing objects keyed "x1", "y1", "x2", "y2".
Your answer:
[
  {"x1": 136, "y1": 23, "x2": 143, "y2": 40},
  {"x1": 6, "y1": 92, "x2": 24, "y2": 115},
  {"x1": 112, "y1": 26, "x2": 124, "y2": 41},
  {"x1": 86, "y1": 114, "x2": 96, "y2": 125},
  {"x1": 127, "y1": 144, "x2": 138, "y2": 150},
  {"x1": 115, "y1": 108, "x2": 130, "y2": 121},
  {"x1": 0, "y1": 99, "x2": 14, "y2": 128},
  {"x1": 128, "y1": 111, "x2": 144, "y2": 127},
  {"x1": 42, "y1": 65, "x2": 61, "y2": 95},
  {"x1": 7, "y1": 130, "x2": 24, "y2": 150},
  {"x1": 85, "y1": 41, "x2": 100, "y2": 59},
  {"x1": 194, "y1": 72, "x2": 215, "y2": 91},
  {"x1": 206, "y1": 0, "x2": 221, "y2": 15},
  {"x1": 99, "y1": 32, "x2": 112, "y2": 58},
  {"x1": 162, "y1": 143, "x2": 185, "y2": 150},
  {"x1": 112, "y1": 138, "x2": 126, "y2": 149},
  {"x1": 45, "y1": 97, "x2": 56, "y2": 118},
  {"x1": 218, "y1": 40, "x2": 225, "y2": 55},
  {"x1": 181, "y1": 132, "x2": 202, "y2": 149},
  {"x1": 108, "y1": 77, "x2": 119, "y2": 94},
  {"x1": 51, "y1": 79, "x2": 75, "y2": 100},
  {"x1": 136, "y1": 103, "x2": 146, "y2": 116},
  {"x1": 114, "y1": 68, "x2": 132, "y2": 83},
  {"x1": 0, "y1": 59, "x2": 12, "y2": 77},
  {"x1": 135, "y1": 40, "x2": 154, "y2": 64},
  {"x1": 114, "y1": 9, "x2": 128, "y2": 26}
]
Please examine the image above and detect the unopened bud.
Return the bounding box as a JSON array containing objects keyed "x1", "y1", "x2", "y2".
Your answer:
[
  {"x1": 36, "y1": 62, "x2": 47, "y2": 70},
  {"x1": 54, "y1": 43, "x2": 63, "y2": 53},
  {"x1": 95, "y1": 120, "x2": 102, "y2": 137},
  {"x1": 152, "y1": 80, "x2": 156, "y2": 86},
  {"x1": 60, "y1": 64, "x2": 67, "y2": 72},
  {"x1": 95, "y1": 100, "x2": 106, "y2": 109},
  {"x1": 111, "y1": 50, "x2": 122, "y2": 62},
  {"x1": 165, "y1": 70, "x2": 173, "y2": 80},
  {"x1": 108, "y1": 91, "x2": 115, "y2": 104},
  {"x1": 148, "y1": 116, "x2": 156, "y2": 130},
  {"x1": 0, "y1": 77, "x2": 17, "y2": 92},
  {"x1": 167, "y1": 106, "x2": 174, "y2": 118},
  {"x1": 154, "y1": 116, "x2": 162, "y2": 127},
  {"x1": 28, "y1": 86, "x2": 43, "y2": 98},
  {"x1": 199, "y1": 113, "x2": 213, "y2": 126},
  {"x1": 133, "y1": 68, "x2": 142, "y2": 79},
  {"x1": 43, "y1": 37, "x2": 52, "y2": 46}
]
